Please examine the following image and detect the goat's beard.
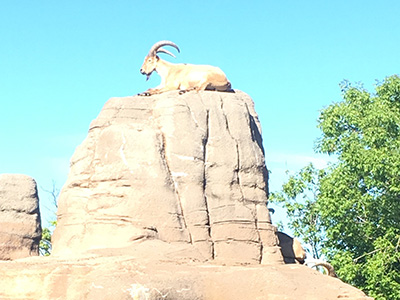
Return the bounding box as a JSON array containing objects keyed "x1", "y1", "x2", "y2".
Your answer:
[{"x1": 145, "y1": 71, "x2": 153, "y2": 81}]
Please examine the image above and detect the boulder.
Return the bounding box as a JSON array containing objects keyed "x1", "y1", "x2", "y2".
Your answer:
[
  {"x1": 0, "y1": 174, "x2": 42, "y2": 260},
  {"x1": 52, "y1": 90, "x2": 281, "y2": 264}
]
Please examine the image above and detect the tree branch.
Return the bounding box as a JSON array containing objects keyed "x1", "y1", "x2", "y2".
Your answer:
[{"x1": 353, "y1": 248, "x2": 382, "y2": 263}]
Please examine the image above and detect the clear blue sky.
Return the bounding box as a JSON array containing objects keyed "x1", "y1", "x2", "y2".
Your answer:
[{"x1": 1, "y1": 1, "x2": 400, "y2": 227}]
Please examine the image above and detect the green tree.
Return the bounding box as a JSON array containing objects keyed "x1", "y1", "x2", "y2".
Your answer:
[
  {"x1": 39, "y1": 221, "x2": 56, "y2": 256},
  {"x1": 316, "y1": 75, "x2": 400, "y2": 300},
  {"x1": 39, "y1": 181, "x2": 59, "y2": 256},
  {"x1": 273, "y1": 75, "x2": 400, "y2": 300},
  {"x1": 270, "y1": 164, "x2": 325, "y2": 259}
]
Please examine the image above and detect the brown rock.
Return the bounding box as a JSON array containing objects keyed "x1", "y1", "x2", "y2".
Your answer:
[
  {"x1": 0, "y1": 174, "x2": 42, "y2": 260},
  {"x1": 0, "y1": 253, "x2": 373, "y2": 300},
  {"x1": 0, "y1": 91, "x2": 374, "y2": 299},
  {"x1": 52, "y1": 90, "x2": 281, "y2": 264}
]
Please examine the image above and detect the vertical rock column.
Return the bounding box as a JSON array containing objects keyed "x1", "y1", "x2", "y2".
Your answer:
[
  {"x1": 153, "y1": 93, "x2": 214, "y2": 259},
  {"x1": 153, "y1": 91, "x2": 282, "y2": 264}
]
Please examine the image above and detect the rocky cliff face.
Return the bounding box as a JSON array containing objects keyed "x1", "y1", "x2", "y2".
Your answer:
[
  {"x1": 52, "y1": 90, "x2": 281, "y2": 264},
  {"x1": 0, "y1": 174, "x2": 41, "y2": 260},
  {"x1": 0, "y1": 91, "x2": 373, "y2": 300}
]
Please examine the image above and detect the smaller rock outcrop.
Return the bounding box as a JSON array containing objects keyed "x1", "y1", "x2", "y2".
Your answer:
[{"x1": 0, "y1": 174, "x2": 42, "y2": 260}]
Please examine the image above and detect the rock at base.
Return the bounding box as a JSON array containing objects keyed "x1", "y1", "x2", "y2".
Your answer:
[{"x1": 0, "y1": 253, "x2": 373, "y2": 300}]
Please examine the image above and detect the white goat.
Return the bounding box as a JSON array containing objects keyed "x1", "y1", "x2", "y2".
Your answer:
[{"x1": 139, "y1": 40, "x2": 232, "y2": 96}]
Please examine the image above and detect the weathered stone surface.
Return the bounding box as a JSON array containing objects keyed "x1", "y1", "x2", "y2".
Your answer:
[
  {"x1": 52, "y1": 90, "x2": 281, "y2": 264},
  {"x1": 0, "y1": 91, "x2": 374, "y2": 299},
  {"x1": 0, "y1": 174, "x2": 41, "y2": 260},
  {"x1": 0, "y1": 253, "x2": 373, "y2": 300}
]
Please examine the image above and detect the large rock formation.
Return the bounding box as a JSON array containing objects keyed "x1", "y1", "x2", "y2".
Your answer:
[
  {"x1": 0, "y1": 91, "x2": 373, "y2": 299},
  {"x1": 52, "y1": 90, "x2": 280, "y2": 264},
  {"x1": 0, "y1": 174, "x2": 41, "y2": 260}
]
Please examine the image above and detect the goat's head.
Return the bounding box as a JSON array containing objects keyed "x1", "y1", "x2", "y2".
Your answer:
[{"x1": 140, "y1": 40, "x2": 180, "y2": 80}]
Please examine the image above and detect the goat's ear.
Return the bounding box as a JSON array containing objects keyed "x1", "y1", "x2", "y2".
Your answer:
[{"x1": 155, "y1": 55, "x2": 160, "y2": 61}]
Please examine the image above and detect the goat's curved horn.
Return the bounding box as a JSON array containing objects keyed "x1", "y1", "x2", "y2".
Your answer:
[
  {"x1": 313, "y1": 262, "x2": 337, "y2": 277},
  {"x1": 157, "y1": 47, "x2": 176, "y2": 58},
  {"x1": 148, "y1": 40, "x2": 180, "y2": 57}
]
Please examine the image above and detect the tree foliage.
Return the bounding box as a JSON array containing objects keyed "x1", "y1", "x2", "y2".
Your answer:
[
  {"x1": 39, "y1": 221, "x2": 56, "y2": 256},
  {"x1": 270, "y1": 164, "x2": 325, "y2": 259},
  {"x1": 272, "y1": 75, "x2": 400, "y2": 300},
  {"x1": 39, "y1": 181, "x2": 59, "y2": 256}
]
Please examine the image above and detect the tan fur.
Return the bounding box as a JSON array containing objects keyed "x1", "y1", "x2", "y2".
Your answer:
[
  {"x1": 292, "y1": 237, "x2": 306, "y2": 264},
  {"x1": 277, "y1": 231, "x2": 337, "y2": 277},
  {"x1": 139, "y1": 46, "x2": 231, "y2": 96},
  {"x1": 277, "y1": 232, "x2": 306, "y2": 264}
]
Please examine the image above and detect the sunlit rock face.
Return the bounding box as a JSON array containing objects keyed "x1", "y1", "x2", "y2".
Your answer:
[
  {"x1": 0, "y1": 174, "x2": 41, "y2": 260},
  {"x1": 52, "y1": 90, "x2": 281, "y2": 264},
  {"x1": 0, "y1": 91, "x2": 374, "y2": 300}
]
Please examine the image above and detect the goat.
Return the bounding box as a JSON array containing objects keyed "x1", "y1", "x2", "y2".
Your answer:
[
  {"x1": 277, "y1": 231, "x2": 337, "y2": 277},
  {"x1": 305, "y1": 259, "x2": 337, "y2": 277},
  {"x1": 277, "y1": 231, "x2": 306, "y2": 264},
  {"x1": 139, "y1": 40, "x2": 232, "y2": 96}
]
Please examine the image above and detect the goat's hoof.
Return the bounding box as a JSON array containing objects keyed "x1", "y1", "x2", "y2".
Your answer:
[{"x1": 178, "y1": 90, "x2": 186, "y2": 95}]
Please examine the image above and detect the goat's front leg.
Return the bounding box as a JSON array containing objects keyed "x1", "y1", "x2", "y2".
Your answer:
[
  {"x1": 138, "y1": 88, "x2": 160, "y2": 96},
  {"x1": 179, "y1": 88, "x2": 194, "y2": 95}
]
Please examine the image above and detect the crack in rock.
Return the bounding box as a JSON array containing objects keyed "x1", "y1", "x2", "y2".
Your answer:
[
  {"x1": 202, "y1": 108, "x2": 214, "y2": 259},
  {"x1": 158, "y1": 131, "x2": 192, "y2": 244}
]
